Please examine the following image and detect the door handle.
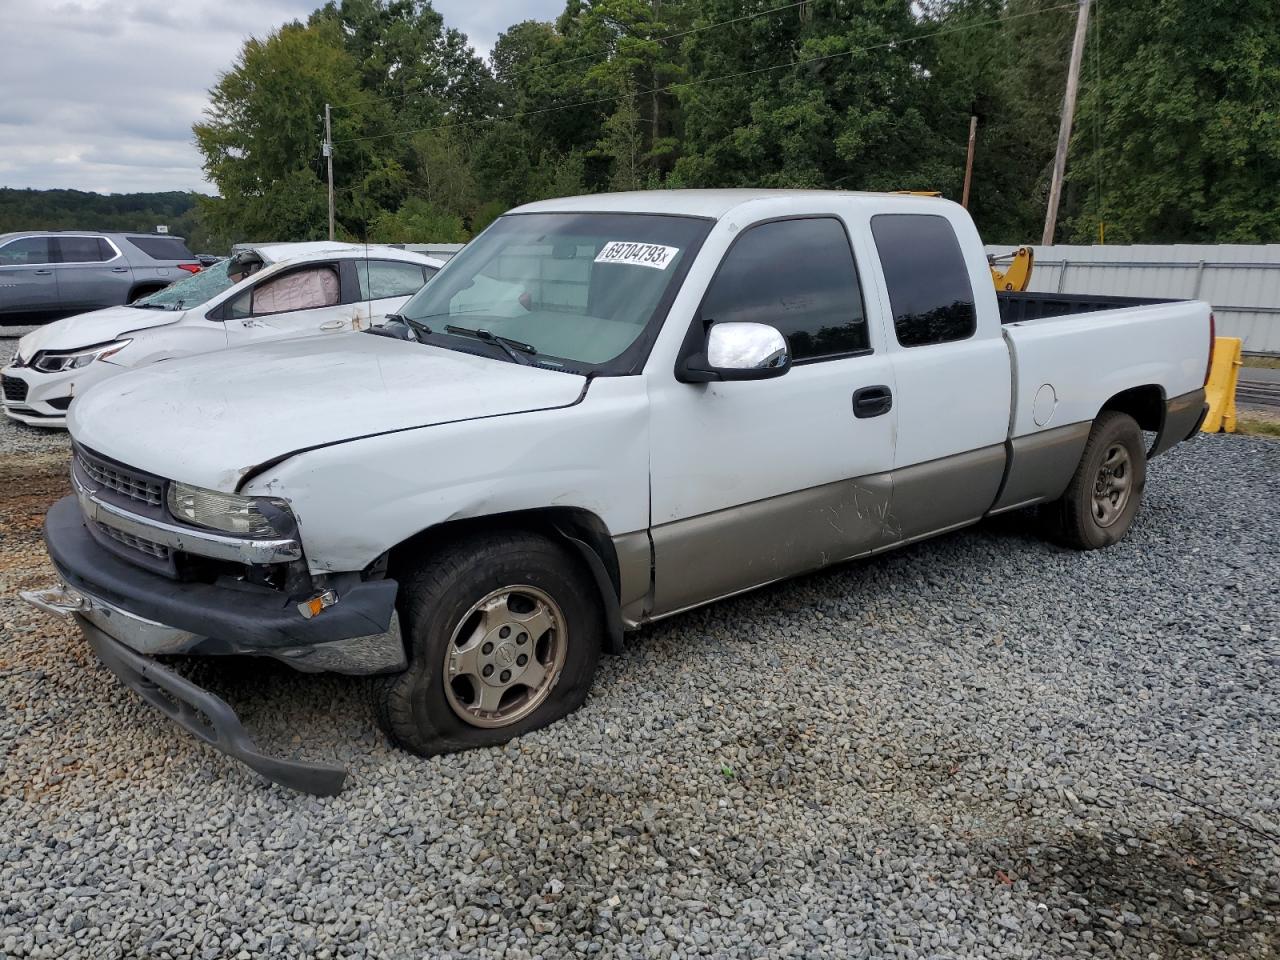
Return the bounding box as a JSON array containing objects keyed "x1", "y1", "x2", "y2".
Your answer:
[
  {"x1": 34, "y1": 269, "x2": 52, "y2": 276},
  {"x1": 852, "y1": 385, "x2": 893, "y2": 418},
  {"x1": 111, "y1": 267, "x2": 129, "y2": 273},
  {"x1": 319, "y1": 319, "x2": 347, "y2": 331}
]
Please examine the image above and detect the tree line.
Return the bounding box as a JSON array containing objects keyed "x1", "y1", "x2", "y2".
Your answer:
[
  {"x1": 187, "y1": 0, "x2": 1279, "y2": 250},
  {"x1": 0, "y1": 188, "x2": 210, "y2": 250}
]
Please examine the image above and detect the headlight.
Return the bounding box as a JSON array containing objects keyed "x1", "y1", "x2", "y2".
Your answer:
[
  {"x1": 32, "y1": 340, "x2": 132, "y2": 373},
  {"x1": 167, "y1": 482, "x2": 294, "y2": 539}
]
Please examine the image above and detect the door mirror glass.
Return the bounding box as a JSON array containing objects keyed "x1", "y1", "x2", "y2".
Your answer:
[{"x1": 679, "y1": 321, "x2": 791, "y2": 382}]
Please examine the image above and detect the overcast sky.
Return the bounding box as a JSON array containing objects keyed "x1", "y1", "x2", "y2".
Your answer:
[{"x1": 0, "y1": 0, "x2": 561, "y2": 196}]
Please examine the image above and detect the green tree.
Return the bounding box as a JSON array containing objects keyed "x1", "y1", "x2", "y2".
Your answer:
[
  {"x1": 673, "y1": 0, "x2": 950, "y2": 192},
  {"x1": 368, "y1": 196, "x2": 468, "y2": 242},
  {"x1": 0, "y1": 188, "x2": 215, "y2": 251},
  {"x1": 194, "y1": 19, "x2": 375, "y2": 246},
  {"x1": 917, "y1": 0, "x2": 1074, "y2": 244},
  {"x1": 311, "y1": 0, "x2": 496, "y2": 125},
  {"x1": 598, "y1": 89, "x2": 646, "y2": 189},
  {"x1": 1066, "y1": 0, "x2": 1280, "y2": 242}
]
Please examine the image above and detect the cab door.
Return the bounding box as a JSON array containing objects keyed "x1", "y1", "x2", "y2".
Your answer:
[
  {"x1": 0, "y1": 236, "x2": 59, "y2": 313},
  {"x1": 646, "y1": 215, "x2": 899, "y2": 617},
  {"x1": 223, "y1": 261, "x2": 362, "y2": 346},
  {"x1": 865, "y1": 209, "x2": 1012, "y2": 540}
]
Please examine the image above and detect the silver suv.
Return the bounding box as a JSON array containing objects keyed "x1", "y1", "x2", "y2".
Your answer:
[{"x1": 0, "y1": 231, "x2": 203, "y2": 320}]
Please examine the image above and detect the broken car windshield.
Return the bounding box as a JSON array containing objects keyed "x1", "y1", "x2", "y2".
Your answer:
[{"x1": 133, "y1": 259, "x2": 238, "y2": 310}]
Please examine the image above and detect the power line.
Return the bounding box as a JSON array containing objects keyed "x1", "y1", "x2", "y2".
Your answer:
[
  {"x1": 330, "y1": 0, "x2": 812, "y2": 112},
  {"x1": 333, "y1": 3, "x2": 1077, "y2": 147}
]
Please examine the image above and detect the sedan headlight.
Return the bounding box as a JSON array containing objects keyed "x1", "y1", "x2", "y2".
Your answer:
[
  {"x1": 32, "y1": 340, "x2": 132, "y2": 373},
  {"x1": 167, "y1": 482, "x2": 294, "y2": 539}
]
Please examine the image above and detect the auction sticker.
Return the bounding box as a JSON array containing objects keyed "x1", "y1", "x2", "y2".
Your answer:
[{"x1": 594, "y1": 241, "x2": 679, "y2": 270}]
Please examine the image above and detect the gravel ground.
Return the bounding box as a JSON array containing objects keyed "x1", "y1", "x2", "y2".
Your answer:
[{"x1": 0, "y1": 404, "x2": 1277, "y2": 958}]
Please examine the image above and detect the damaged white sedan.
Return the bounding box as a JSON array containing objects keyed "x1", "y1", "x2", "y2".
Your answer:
[{"x1": 2, "y1": 242, "x2": 442, "y2": 428}]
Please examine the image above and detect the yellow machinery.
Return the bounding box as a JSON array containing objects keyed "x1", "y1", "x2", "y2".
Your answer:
[
  {"x1": 891, "y1": 192, "x2": 1035, "y2": 292},
  {"x1": 989, "y1": 247, "x2": 1036, "y2": 292},
  {"x1": 1202, "y1": 336, "x2": 1243, "y2": 433}
]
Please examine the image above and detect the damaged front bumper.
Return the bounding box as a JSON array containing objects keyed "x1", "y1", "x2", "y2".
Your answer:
[
  {"x1": 82, "y1": 617, "x2": 347, "y2": 796},
  {"x1": 22, "y1": 495, "x2": 407, "y2": 794}
]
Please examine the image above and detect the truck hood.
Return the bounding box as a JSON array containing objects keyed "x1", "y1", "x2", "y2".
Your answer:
[
  {"x1": 68, "y1": 334, "x2": 587, "y2": 491},
  {"x1": 16, "y1": 305, "x2": 183, "y2": 359}
]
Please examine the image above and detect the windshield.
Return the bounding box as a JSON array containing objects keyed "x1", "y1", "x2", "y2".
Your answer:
[
  {"x1": 397, "y1": 212, "x2": 711, "y2": 371},
  {"x1": 134, "y1": 258, "x2": 237, "y2": 310}
]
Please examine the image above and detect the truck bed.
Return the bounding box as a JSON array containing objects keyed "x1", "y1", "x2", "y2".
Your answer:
[
  {"x1": 997, "y1": 291, "x2": 1177, "y2": 324},
  {"x1": 1001, "y1": 295, "x2": 1209, "y2": 442}
]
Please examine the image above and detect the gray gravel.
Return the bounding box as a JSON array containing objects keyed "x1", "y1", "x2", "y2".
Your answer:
[{"x1": 1, "y1": 415, "x2": 1277, "y2": 958}]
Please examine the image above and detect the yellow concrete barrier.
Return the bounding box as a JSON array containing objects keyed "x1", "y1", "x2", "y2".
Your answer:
[{"x1": 1202, "y1": 336, "x2": 1243, "y2": 433}]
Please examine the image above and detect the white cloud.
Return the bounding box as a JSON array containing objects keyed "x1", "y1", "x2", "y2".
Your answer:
[{"x1": 0, "y1": 0, "x2": 562, "y2": 196}]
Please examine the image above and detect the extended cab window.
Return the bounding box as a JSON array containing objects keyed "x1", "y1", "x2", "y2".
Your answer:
[
  {"x1": 357, "y1": 260, "x2": 435, "y2": 300},
  {"x1": 701, "y1": 218, "x2": 869, "y2": 361},
  {"x1": 0, "y1": 237, "x2": 53, "y2": 265},
  {"x1": 871, "y1": 214, "x2": 976, "y2": 347},
  {"x1": 230, "y1": 265, "x2": 340, "y2": 318}
]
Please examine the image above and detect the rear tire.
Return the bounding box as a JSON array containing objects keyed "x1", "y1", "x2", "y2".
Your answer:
[
  {"x1": 1045, "y1": 411, "x2": 1146, "y2": 550},
  {"x1": 373, "y1": 530, "x2": 602, "y2": 756}
]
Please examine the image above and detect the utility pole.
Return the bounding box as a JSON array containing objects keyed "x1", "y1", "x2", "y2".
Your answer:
[
  {"x1": 1042, "y1": 0, "x2": 1092, "y2": 246},
  {"x1": 323, "y1": 103, "x2": 335, "y2": 241},
  {"x1": 961, "y1": 115, "x2": 978, "y2": 209}
]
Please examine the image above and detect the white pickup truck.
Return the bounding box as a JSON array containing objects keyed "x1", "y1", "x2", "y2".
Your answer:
[{"x1": 24, "y1": 190, "x2": 1211, "y2": 793}]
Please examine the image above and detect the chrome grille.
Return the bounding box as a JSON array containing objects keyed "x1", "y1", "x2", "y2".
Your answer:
[
  {"x1": 77, "y1": 449, "x2": 163, "y2": 507},
  {"x1": 2, "y1": 375, "x2": 27, "y2": 403},
  {"x1": 93, "y1": 521, "x2": 171, "y2": 560}
]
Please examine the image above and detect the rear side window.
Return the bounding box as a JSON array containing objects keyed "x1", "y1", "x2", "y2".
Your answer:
[
  {"x1": 0, "y1": 236, "x2": 53, "y2": 265},
  {"x1": 56, "y1": 236, "x2": 109, "y2": 263},
  {"x1": 700, "y1": 217, "x2": 869, "y2": 361},
  {"x1": 125, "y1": 236, "x2": 195, "y2": 261},
  {"x1": 871, "y1": 214, "x2": 976, "y2": 347},
  {"x1": 357, "y1": 260, "x2": 435, "y2": 300}
]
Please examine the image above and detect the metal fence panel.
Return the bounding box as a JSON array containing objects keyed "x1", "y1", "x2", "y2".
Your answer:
[{"x1": 986, "y1": 244, "x2": 1280, "y2": 354}]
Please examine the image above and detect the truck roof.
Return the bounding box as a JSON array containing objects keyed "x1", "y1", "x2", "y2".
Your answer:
[{"x1": 512, "y1": 188, "x2": 944, "y2": 220}]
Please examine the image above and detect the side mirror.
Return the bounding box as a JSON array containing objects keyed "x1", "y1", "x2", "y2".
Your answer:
[{"x1": 677, "y1": 321, "x2": 792, "y2": 383}]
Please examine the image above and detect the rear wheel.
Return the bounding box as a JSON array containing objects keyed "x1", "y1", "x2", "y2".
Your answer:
[
  {"x1": 373, "y1": 530, "x2": 602, "y2": 756},
  {"x1": 1046, "y1": 411, "x2": 1147, "y2": 550}
]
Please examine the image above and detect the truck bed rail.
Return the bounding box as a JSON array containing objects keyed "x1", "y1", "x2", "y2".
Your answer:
[{"x1": 998, "y1": 291, "x2": 1178, "y2": 324}]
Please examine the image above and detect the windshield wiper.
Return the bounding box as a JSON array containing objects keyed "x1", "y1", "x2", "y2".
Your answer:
[
  {"x1": 444, "y1": 324, "x2": 537, "y2": 365},
  {"x1": 386, "y1": 313, "x2": 432, "y2": 339}
]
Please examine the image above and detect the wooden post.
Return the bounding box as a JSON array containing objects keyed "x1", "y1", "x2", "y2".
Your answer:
[
  {"x1": 1042, "y1": 0, "x2": 1092, "y2": 245},
  {"x1": 961, "y1": 115, "x2": 978, "y2": 209}
]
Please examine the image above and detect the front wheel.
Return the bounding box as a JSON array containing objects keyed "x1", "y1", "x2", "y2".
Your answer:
[
  {"x1": 373, "y1": 530, "x2": 602, "y2": 756},
  {"x1": 1045, "y1": 410, "x2": 1147, "y2": 550}
]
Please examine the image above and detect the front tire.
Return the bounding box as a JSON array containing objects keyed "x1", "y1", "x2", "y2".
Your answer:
[
  {"x1": 373, "y1": 530, "x2": 602, "y2": 756},
  {"x1": 1046, "y1": 411, "x2": 1147, "y2": 550}
]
